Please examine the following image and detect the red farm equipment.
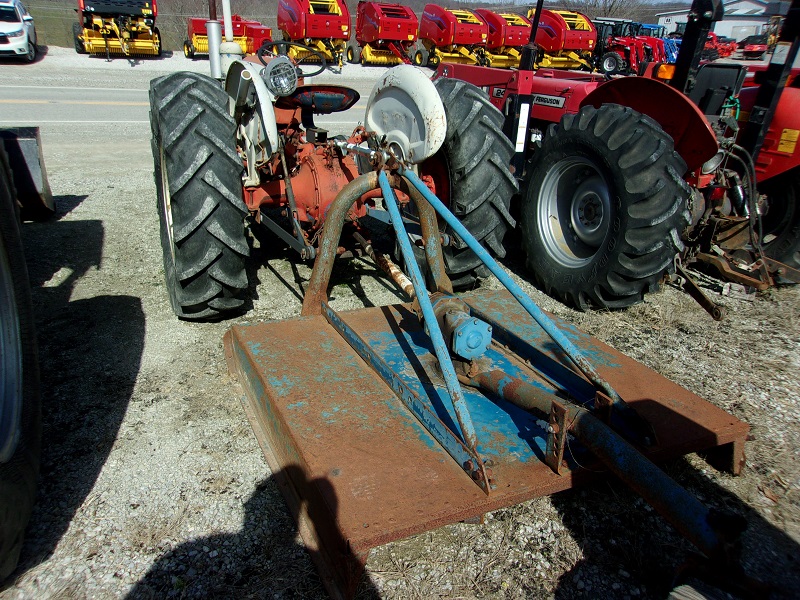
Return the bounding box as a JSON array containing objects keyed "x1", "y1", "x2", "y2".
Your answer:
[
  {"x1": 593, "y1": 17, "x2": 666, "y2": 75},
  {"x1": 472, "y1": 9, "x2": 531, "y2": 69},
  {"x1": 526, "y1": 8, "x2": 596, "y2": 70},
  {"x1": 73, "y1": 0, "x2": 161, "y2": 59},
  {"x1": 183, "y1": 14, "x2": 271, "y2": 59},
  {"x1": 277, "y1": 0, "x2": 350, "y2": 66},
  {"x1": 413, "y1": 4, "x2": 488, "y2": 68},
  {"x1": 346, "y1": 1, "x2": 417, "y2": 66},
  {"x1": 434, "y1": 0, "x2": 799, "y2": 321}
]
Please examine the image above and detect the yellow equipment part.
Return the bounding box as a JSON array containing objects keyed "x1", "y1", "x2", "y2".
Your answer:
[
  {"x1": 536, "y1": 51, "x2": 593, "y2": 71},
  {"x1": 309, "y1": 0, "x2": 342, "y2": 15},
  {"x1": 485, "y1": 47, "x2": 522, "y2": 69},
  {"x1": 422, "y1": 41, "x2": 481, "y2": 66},
  {"x1": 80, "y1": 15, "x2": 160, "y2": 56},
  {"x1": 552, "y1": 10, "x2": 593, "y2": 31},
  {"x1": 286, "y1": 38, "x2": 345, "y2": 66},
  {"x1": 449, "y1": 9, "x2": 483, "y2": 25},
  {"x1": 190, "y1": 34, "x2": 248, "y2": 55},
  {"x1": 499, "y1": 13, "x2": 529, "y2": 27},
  {"x1": 361, "y1": 44, "x2": 405, "y2": 66}
]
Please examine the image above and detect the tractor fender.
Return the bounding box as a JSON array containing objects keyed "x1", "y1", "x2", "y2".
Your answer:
[
  {"x1": 580, "y1": 76, "x2": 718, "y2": 173},
  {"x1": 225, "y1": 60, "x2": 279, "y2": 157},
  {"x1": 737, "y1": 85, "x2": 800, "y2": 182}
]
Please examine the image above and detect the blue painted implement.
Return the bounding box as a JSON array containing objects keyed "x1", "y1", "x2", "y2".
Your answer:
[{"x1": 224, "y1": 170, "x2": 749, "y2": 600}]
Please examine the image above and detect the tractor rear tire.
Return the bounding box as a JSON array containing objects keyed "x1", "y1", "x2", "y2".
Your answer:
[
  {"x1": 521, "y1": 104, "x2": 691, "y2": 310},
  {"x1": 73, "y1": 22, "x2": 86, "y2": 55},
  {"x1": 149, "y1": 72, "x2": 249, "y2": 320},
  {"x1": 424, "y1": 77, "x2": 517, "y2": 287},
  {"x1": 0, "y1": 147, "x2": 41, "y2": 580},
  {"x1": 759, "y1": 168, "x2": 800, "y2": 271}
]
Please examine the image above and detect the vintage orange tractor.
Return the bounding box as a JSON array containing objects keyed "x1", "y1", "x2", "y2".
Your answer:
[
  {"x1": 346, "y1": 1, "x2": 418, "y2": 66},
  {"x1": 147, "y1": 6, "x2": 771, "y2": 597}
]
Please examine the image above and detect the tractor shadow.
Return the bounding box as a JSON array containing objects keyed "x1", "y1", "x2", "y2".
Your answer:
[
  {"x1": 550, "y1": 449, "x2": 800, "y2": 599},
  {"x1": 127, "y1": 468, "x2": 381, "y2": 599},
  {"x1": 9, "y1": 200, "x2": 144, "y2": 581}
]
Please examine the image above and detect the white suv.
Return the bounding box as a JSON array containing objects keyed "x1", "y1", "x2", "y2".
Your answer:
[{"x1": 0, "y1": 0, "x2": 36, "y2": 62}]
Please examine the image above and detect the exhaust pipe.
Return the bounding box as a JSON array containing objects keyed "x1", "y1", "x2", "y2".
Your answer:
[{"x1": 206, "y1": 0, "x2": 222, "y2": 79}]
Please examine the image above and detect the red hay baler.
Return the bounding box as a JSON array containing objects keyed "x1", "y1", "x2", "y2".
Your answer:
[
  {"x1": 277, "y1": 0, "x2": 350, "y2": 66},
  {"x1": 183, "y1": 14, "x2": 271, "y2": 59},
  {"x1": 473, "y1": 9, "x2": 531, "y2": 69},
  {"x1": 413, "y1": 4, "x2": 488, "y2": 68},
  {"x1": 526, "y1": 8, "x2": 596, "y2": 70},
  {"x1": 346, "y1": 1, "x2": 418, "y2": 66}
]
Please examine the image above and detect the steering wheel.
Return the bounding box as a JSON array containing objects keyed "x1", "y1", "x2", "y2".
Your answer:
[{"x1": 257, "y1": 41, "x2": 328, "y2": 78}]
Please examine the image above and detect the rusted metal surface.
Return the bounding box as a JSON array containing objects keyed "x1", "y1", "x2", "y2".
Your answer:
[{"x1": 225, "y1": 288, "x2": 749, "y2": 599}]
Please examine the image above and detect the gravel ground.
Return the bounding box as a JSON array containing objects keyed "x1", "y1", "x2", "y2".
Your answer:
[{"x1": 1, "y1": 46, "x2": 799, "y2": 600}]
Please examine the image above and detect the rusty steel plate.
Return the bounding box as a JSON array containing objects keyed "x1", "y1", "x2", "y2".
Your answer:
[{"x1": 224, "y1": 289, "x2": 749, "y2": 599}]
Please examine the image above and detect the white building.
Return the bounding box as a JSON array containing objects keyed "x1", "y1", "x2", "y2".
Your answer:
[{"x1": 657, "y1": 0, "x2": 769, "y2": 40}]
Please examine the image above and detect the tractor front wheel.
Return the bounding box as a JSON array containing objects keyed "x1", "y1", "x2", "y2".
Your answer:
[
  {"x1": 521, "y1": 104, "x2": 691, "y2": 310},
  {"x1": 73, "y1": 22, "x2": 86, "y2": 54},
  {"x1": 421, "y1": 77, "x2": 517, "y2": 287},
  {"x1": 759, "y1": 168, "x2": 800, "y2": 271},
  {"x1": 149, "y1": 72, "x2": 249, "y2": 320},
  {"x1": 601, "y1": 52, "x2": 623, "y2": 75}
]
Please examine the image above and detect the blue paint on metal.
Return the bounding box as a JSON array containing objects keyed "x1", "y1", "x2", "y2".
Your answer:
[
  {"x1": 379, "y1": 171, "x2": 481, "y2": 453},
  {"x1": 401, "y1": 167, "x2": 626, "y2": 410},
  {"x1": 321, "y1": 301, "x2": 484, "y2": 474}
]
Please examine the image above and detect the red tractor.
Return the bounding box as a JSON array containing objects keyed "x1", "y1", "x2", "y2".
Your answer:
[
  {"x1": 346, "y1": 1, "x2": 418, "y2": 66},
  {"x1": 594, "y1": 17, "x2": 666, "y2": 75},
  {"x1": 277, "y1": 0, "x2": 350, "y2": 66},
  {"x1": 413, "y1": 4, "x2": 488, "y2": 68},
  {"x1": 433, "y1": 0, "x2": 799, "y2": 317}
]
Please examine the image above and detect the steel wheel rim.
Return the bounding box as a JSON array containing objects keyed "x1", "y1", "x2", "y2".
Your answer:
[
  {"x1": 537, "y1": 156, "x2": 613, "y2": 268},
  {"x1": 603, "y1": 56, "x2": 616, "y2": 72},
  {"x1": 0, "y1": 239, "x2": 22, "y2": 462}
]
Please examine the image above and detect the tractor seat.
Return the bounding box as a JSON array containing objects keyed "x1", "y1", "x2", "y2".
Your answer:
[
  {"x1": 275, "y1": 85, "x2": 360, "y2": 115},
  {"x1": 688, "y1": 63, "x2": 747, "y2": 116}
]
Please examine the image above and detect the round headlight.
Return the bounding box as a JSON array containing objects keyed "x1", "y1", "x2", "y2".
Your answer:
[
  {"x1": 701, "y1": 150, "x2": 725, "y2": 175},
  {"x1": 262, "y1": 56, "x2": 298, "y2": 97}
]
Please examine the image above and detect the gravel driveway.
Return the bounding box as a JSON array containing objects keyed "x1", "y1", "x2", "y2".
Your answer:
[{"x1": 0, "y1": 46, "x2": 798, "y2": 600}]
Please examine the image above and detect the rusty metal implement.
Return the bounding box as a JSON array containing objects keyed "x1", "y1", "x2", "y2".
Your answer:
[{"x1": 224, "y1": 169, "x2": 750, "y2": 599}]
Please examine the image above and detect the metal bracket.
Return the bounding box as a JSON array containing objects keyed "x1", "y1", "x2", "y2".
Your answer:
[
  {"x1": 545, "y1": 400, "x2": 568, "y2": 475},
  {"x1": 675, "y1": 259, "x2": 727, "y2": 321},
  {"x1": 259, "y1": 213, "x2": 315, "y2": 260}
]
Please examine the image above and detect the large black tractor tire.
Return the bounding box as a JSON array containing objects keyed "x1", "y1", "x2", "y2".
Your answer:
[
  {"x1": 425, "y1": 77, "x2": 518, "y2": 287},
  {"x1": 521, "y1": 104, "x2": 691, "y2": 310},
  {"x1": 759, "y1": 168, "x2": 800, "y2": 271},
  {"x1": 149, "y1": 72, "x2": 249, "y2": 320},
  {"x1": 0, "y1": 148, "x2": 41, "y2": 580},
  {"x1": 72, "y1": 22, "x2": 86, "y2": 55}
]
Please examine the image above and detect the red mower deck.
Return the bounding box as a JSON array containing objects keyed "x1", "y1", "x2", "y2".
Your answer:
[{"x1": 224, "y1": 288, "x2": 748, "y2": 599}]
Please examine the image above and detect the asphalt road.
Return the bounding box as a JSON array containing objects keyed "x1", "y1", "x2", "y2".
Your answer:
[{"x1": 0, "y1": 72, "x2": 376, "y2": 132}]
